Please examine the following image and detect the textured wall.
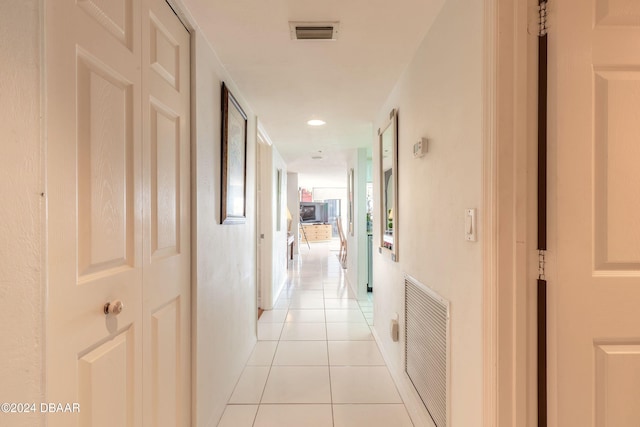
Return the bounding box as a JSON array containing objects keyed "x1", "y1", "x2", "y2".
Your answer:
[
  {"x1": 372, "y1": 0, "x2": 483, "y2": 424},
  {"x1": 0, "y1": 1, "x2": 44, "y2": 426},
  {"x1": 192, "y1": 32, "x2": 258, "y2": 427}
]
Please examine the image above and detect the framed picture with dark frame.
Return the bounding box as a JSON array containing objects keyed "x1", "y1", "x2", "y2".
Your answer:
[
  {"x1": 221, "y1": 82, "x2": 248, "y2": 224},
  {"x1": 348, "y1": 168, "x2": 354, "y2": 236},
  {"x1": 276, "y1": 169, "x2": 283, "y2": 231}
]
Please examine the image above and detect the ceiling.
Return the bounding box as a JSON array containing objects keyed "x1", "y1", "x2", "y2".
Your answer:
[{"x1": 181, "y1": 0, "x2": 446, "y2": 177}]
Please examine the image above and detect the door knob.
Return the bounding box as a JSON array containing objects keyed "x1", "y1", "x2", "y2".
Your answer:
[{"x1": 104, "y1": 300, "x2": 124, "y2": 316}]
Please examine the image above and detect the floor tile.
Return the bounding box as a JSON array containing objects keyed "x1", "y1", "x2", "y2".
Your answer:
[
  {"x1": 285, "y1": 309, "x2": 325, "y2": 323},
  {"x1": 281, "y1": 322, "x2": 327, "y2": 341},
  {"x1": 288, "y1": 282, "x2": 323, "y2": 290},
  {"x1": 287, "y1": 298, "x2": 325, "y2": 309},
  {"x1": 330, "y1": 366, "x2": 402, "y2": 404},
  {"x1": 217, "y1": 405, "x2": 258, "y2": 427},
  {"x1": 273, "y1": 341, "x2": 328, "y2": 366},
  {"x1": 257, "y1": 323, "x2": 284, "y2": 341},
  {"x1": 324, "y1": 288, "x2": 354, "y2": 299},
  {"x1": 228, "y1": 367, "x2": 270, "y2": 404},
  {"x1": 333, "y1": 404, "x2": 414, "y2": 427},
  {"x1": 258, "y1": 309, "x2": 288, "y2": 323},
  {"x1": 328, "y1": 341, "x2": 385, "y2": 366},
  {"x1": 246, "y1": 341, "x2": 278, "y2": 366},
  {"x1": 262, "y1": 366, "x2": 331, "y2": 403},
  {"x1": 273, "y1": 299, "x2": 290, "y2": 309},
  {"x1": 290, "y1": 290, "x2": 325, "y2": 300},
  {"x1": 359, "y1": 305, "x2": 373, "y2": 314},
  {"x1": 326, "y1": 323, "x2": 373, "y2": 341},
  {"x1": 253, "y1": 404, "x2": 333, "y2": 427},
  {"x1": 324, "y1": 299, "x2": 360, "y2": 309},
  {"x1": 226, "y1": 242, "x2": 415, "y2": 425},
  {"x1": 325, "y1": 309, "x2": 367, "y2": 323}
]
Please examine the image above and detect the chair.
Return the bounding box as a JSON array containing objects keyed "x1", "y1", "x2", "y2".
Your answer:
[{"x1": 335, "y1": 216, "x2": 347, "y2": 268}]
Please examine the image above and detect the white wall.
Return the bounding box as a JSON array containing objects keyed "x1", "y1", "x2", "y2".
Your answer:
[
  {"x1": 191, "y1": 32, "x2": 257, "y2": 426},
  {"x1": 372, "y1": 0, "x2": 483, "y2": 425},
  {"x1": 287, "y1": 173, "x2": 300, "y2": 254},
  {"x1": 0, "y1": 2, "x2": 44, "y2": 426},
  {"x1": 346, "y1": 148, "x2": 369, "y2": 299},
  {"x1": 270, "y1": 149, "x2": 288, "y2": 306}
]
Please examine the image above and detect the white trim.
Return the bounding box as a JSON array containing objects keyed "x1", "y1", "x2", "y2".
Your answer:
[
  {"x1": 482, "y1": 0, "x2": 498, "y2": 426},
  {"x1": 490, "y1": 0, "x2": 540, "y2": 425},
  {"x1": 39, "y1": 0, "x2": 49, "y2": 407},
  {"x1": 257, "y1": 121, "x2": 273, "y2": 146},
  {"x1": 165, "y1": 0, "x2": 193, "y2": 32}
]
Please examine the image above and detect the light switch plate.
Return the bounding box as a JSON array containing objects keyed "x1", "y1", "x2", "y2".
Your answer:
[{"x1": 465, "y1": 208, "x2": 477, "y2": 242}]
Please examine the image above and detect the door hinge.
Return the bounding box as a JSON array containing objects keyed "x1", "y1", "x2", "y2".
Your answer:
[
  {"x1": 538, "y1": 249, "x2": 547, "y2": 280},
  {"x1": 538, "y1": 1, "x2": 548, "y2": 37}
]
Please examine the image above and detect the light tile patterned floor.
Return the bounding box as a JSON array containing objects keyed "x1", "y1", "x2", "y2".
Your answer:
[{"x1": 217, "y1": 242, "x2": 414, "y2": 427}]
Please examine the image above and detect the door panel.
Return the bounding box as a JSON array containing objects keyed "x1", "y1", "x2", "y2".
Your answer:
[
  {"x1": 593, "y1": 70, "x2": 640, "y2": 272},
  {"x1": 550, "y1": 1, "x2": 640, "y2": 426},
  {"x1": 77, "y1": 0, "x2": 134, "y2": 50},
  {"x1": 46, "y1": 0, "x2": 143, "y2": 424},
  {"x1": 150, "y1": 100, "x2": 180, "y2": 258},
  {"x1": 142, "y1": 0, "x2": 191, "y2": 425},
  {"x1": 595, "y1": 344, "x2": 640, "y2": 426},
  {"x1": 76, "y1": 51, "x2": 135, "y2": 279},
  {"x1": 151, "y1": 299, "x2": 180, "y2": 426},
  {"x1": 79, "y1": 328, "x2": 135, "y2": 427}
]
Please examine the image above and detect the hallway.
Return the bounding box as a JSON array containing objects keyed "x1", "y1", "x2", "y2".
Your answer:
[{"x1": 217, "y1": 243, "x2": 414, "y2": 426}]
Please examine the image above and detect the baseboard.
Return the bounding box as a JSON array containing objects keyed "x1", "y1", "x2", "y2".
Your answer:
[{"x1": 371, "y1": 327, "x2": 436, "y2": 427}]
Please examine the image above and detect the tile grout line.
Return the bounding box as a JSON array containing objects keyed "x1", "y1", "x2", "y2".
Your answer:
[
  {"x1": 244, "y1": 243, "x2": 412, "y2": 425},
  {"x1": 322, "y1": 275, "x2": 336, "y2": 427},
  {"x1": 251, "y1": 305, "x2": 287, "y2": 426}
]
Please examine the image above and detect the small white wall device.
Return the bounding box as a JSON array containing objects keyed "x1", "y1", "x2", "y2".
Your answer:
[
  {"x1": 465, "y1": 208, "x2": 477, "y2": 242},
  {"x1": 391, "y1": 313, "x2": 400, "y2": 342},
  {"x1": 413, "y1": 138, "x2": 428, "y2": 158}
]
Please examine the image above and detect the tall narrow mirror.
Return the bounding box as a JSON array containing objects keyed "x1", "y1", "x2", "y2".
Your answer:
[{"x1": 378, "y1": 109, "x2": 398, "y2": 261}]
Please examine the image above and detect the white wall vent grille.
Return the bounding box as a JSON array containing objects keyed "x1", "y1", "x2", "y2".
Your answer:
[{"x1": 405, "y1": 275, "x2": 450, "y2": 427}]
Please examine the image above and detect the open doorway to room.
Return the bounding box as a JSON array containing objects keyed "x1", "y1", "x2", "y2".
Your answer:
[
  {"x1": 298, "y1": 185, "x2": 347, "y2": 262},
  {"x1": 256, "y1": 122, "x2": 289, "y2": 314}
]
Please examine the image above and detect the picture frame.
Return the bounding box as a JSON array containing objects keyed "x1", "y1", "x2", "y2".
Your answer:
[
  {"x1": 348, "y1": 168, "x2": 354, "y2": 236},
  {"x1": 276, "y1": 169, "x2": 283, "y2": 231},
  {"x1": 378, "y1": 108, "x2": 398, "y2": 261},
  {"x1": 221, "y1": 82, "x2": 248, "y2": 224}
]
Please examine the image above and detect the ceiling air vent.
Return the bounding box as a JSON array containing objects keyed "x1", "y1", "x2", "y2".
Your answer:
[{"x1": 289, "y1": 22, "x2": 340, "y2": 40}]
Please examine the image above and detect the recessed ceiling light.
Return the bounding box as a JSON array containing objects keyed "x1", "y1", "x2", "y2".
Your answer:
[{"x1": 307, "y1": 119, "x2": 326, "y2": 126}]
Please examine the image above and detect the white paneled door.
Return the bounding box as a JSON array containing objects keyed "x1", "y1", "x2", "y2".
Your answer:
[
  {"x1": 46, "y1": 0, "x2": 190, "y2": 425},
  {"x1": 141, "y1": 0, "x2": 190, "y2": 425},
  {"x1": 550, "y1": 1, "x2": 640, "y2": 426}
]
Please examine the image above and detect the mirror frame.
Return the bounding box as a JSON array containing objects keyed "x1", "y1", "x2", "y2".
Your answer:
[{"x1": 378, "y1": 108, "x2": 398, "y2": 262}]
